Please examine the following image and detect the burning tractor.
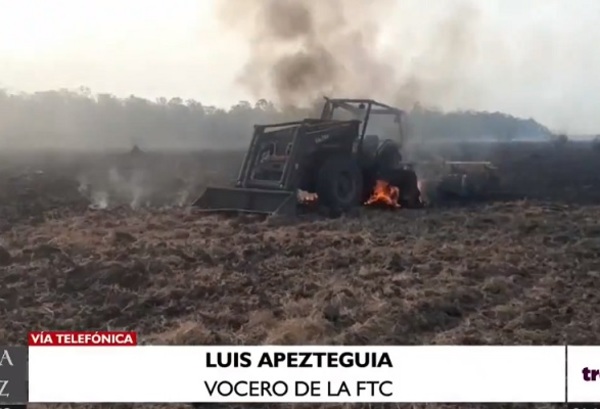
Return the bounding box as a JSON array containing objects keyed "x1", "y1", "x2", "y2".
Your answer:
[{"x1": 193, "y1": 97, "x2": 499, "y2": 216}]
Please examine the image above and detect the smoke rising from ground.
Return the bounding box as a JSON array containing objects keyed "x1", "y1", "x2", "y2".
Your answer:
[
  {"x1": 217, "y1": 0, "x2": 483, "y2": 109},
  {"x1": 74, "y1": 153, "x2": 205, "y2": 210}
]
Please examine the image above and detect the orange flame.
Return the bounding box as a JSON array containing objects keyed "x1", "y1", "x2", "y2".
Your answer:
[{"x1": 365, "y1": 180, "x2": 401, "y2": 208}]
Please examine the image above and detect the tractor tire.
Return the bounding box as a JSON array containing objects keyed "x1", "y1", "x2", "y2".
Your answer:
[
  {"x1": 396, "y1": 168, "x2": 423, "y2": 208},
  {"x1": 316, "y1": 154, "x2": 363, "y2": 214},
  {"x1": 377, "y1": 167, "x2": 423, "y2": 208}
]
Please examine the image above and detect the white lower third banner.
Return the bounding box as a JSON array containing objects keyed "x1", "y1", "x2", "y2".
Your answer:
[{"x1": 27, "y1": 345, "x2": 566, "y2": 403}]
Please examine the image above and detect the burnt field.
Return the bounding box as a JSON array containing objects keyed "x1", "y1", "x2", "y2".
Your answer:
[{"x1": 3, "y1": 140, "x2": 600, "y2": 409}]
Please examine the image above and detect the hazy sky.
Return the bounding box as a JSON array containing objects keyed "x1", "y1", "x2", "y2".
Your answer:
[{"x1": 1, "y1": 0, "x2": 600, "y2": 133}]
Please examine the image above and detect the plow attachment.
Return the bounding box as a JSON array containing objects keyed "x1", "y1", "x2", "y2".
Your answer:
[{"x1": 192, "y1": 186, "x2": 297, "y2": 216}]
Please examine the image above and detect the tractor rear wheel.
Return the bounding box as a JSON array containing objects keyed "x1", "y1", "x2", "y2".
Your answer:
[
  {"x1": 379, "y1": 167, "x2": 423, "y2": 208},
  {"x1": 316, "y1": 154, "x2": 363, "y2": 213}
]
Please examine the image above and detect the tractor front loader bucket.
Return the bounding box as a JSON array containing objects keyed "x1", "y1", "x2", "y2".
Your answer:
[{"x1": 192, "y1": 186, "x2": 297, "y2": 216}]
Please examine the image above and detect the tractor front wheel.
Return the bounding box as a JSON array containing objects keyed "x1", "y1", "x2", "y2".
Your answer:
[{"x1": 316, "y1": 155, "x2": 363, "y2": 214}]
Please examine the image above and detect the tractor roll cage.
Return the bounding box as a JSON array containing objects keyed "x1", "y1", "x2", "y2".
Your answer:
[
  {"x1": 252, "y1": 97, "x2": 406, "y2": 144},
  {"x1": 320, "y1": 97, "x2": 407, "y2": 152}
]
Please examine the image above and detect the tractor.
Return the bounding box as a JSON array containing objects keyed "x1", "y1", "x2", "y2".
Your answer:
[{"x1": 193, "y1": 97, "x2": 499, "y2": 215}]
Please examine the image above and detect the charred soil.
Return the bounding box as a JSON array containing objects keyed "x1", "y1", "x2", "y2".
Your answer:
[{"x1": 2, "y1": 141, "x2": 600, "y2": 409}]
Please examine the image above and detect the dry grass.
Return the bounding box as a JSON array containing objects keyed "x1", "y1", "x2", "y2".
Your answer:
[
  {"x1": 3, "y1": 202, "x2": 595, "y2": 348},
  {"x1": 3, "y1": 141, "x2": 600, "y2": 409}
]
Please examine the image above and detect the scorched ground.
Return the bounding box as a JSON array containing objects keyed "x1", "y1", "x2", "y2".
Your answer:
[{"x1": 2, "y1": 144, "x2": 600, "y2": 409}]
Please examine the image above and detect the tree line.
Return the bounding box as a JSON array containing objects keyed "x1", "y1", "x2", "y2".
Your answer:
[{"x1": 0, "y1": 87, "x2": 552, "y2": 151}]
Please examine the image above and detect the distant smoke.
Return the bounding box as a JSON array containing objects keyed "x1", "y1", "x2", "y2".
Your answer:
[{"x1": 217, "y1": 0, "x2": 483, "y2": 109}]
